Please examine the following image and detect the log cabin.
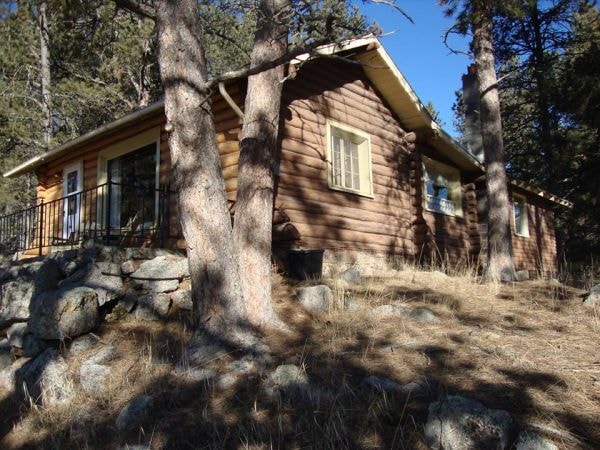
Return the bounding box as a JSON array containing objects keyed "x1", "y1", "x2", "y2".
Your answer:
[{"x1": 0, "y1": 36, "x2": 571, "y2": 277}]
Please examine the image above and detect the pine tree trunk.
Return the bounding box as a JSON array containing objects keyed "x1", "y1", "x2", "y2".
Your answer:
[
  {"x1": 155, "y1": 0, "x2": 249, "y2": 340},
  {"x1": 233, "y1": 0, "x2": 290, "y2": 329},
  {"x1": 472, "y1": 2, "x2": 516, "y2": 282},
  {"x1": 38, "y1": 0, "x2": 52, "y2": 149}
]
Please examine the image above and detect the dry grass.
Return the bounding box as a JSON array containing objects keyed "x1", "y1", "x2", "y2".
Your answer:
[{"x1": 1, "y1": 266, "x2": 599, "y2": 449}]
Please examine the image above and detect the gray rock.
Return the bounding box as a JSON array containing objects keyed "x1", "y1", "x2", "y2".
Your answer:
[
  {"x1": 228, "y1": 358, "x2": 257, "y2": 375},
  {"x1": 266, "y1": 364, "x2": 309, "y2": 397},
  {"x1": 372, "y1": 304, "x2": 410, "y2": 318},
  {"x1": 130, "y1": 256, "x2": 188, "y2": 293},
  {"x1": 409, "y1": 307, "x2": 439, "y2": 324},
  {"x1": 0, "y1": 339, "x2": 13, "y2": 371},
  {"x1": 171, "y1": 289, "x2": 192, "y2": 311},
  {"x1": 16, "y1": 348, "x2": 74, "y2": 405},
  {"x1": 80, "y1": 361, "x2": 111, "y2": 395},
  {"x1": 116, "y1": 394, "x2": 153, "y2": 431},
  {"x1": 341, "y1": 267, "x2": 361, "y2": 286},
  {"x1": 0, "y1": 279, "x2": 34, "y2": 329},
  {"x1": 33, "y1": 258, "x2": 63, "y2": 291},
  {"x1": 297, "y1": 285, "x2": 332, "y2": 313},
  {"x1": 87, "y1": 345, "x2": 115, "y2": 365},
  {"x1": 121, "y1": 260, "x2": 137, "y2": 275},
  {"x1": 69, "y1": 333, "x2": 100, "y2": 356},
  {"x1": 173, "y1": 367, "x2": 217, "y2": 382},
  {"x1": 425, "y1": 395, "x2": 515, "y2": 450},
  {"x1": 7, "y1": 322, "x2": 51, "y2": 357},
  {"x1": 63, "y1": 261, "x2": 124, "y2": 306},
  {"x1": 365, "y1": 375, "x2": 402, "y2": 392},
  {"x1": 515, "y1": 431, "x2": 558, "y2": 450},
  {"x1": 515, "y1": 270, "x2": 530, "y2": 282},
  {"x1": 29, "y1": 286, "x2": 100, "y2": 340},
  {"x1": 135, "y1": 293, "x2": 172, "y2": 321},
  {"x1": 583, "y1": 283, "x2": 600, "y2": 308},
  {"x1": 216, "y1": 373, "x2": 238, "y2": 390}
]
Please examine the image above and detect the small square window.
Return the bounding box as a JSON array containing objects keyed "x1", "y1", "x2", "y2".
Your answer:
[
  {"x1": 513, "y1": 195, "x2": 529, "y2": 237},
  {"x1": 422, "y1": 156, "x2": 463, "y2": 217},
  {"x1": 327, "y1": 121, "x2": 373, "y2": 197}
]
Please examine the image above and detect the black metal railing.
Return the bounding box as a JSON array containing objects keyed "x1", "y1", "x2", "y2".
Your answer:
[{"x1": 0, "y1": 182, "x2": 177, "y2": 255}]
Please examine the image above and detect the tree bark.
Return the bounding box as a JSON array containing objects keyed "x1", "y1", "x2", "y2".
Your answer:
[
  {"x1": 233, "y1": 0, "x2": 290, "y2": 329},
  {"x1": 472, "y1": 1, "x2": 516, "y2": 282},
  {"x1": 39, "y1": 0, "x2": 52, "y2": 149},
  {"x1": 155, "y1": 0, "x2": 249, "y2": 341}
]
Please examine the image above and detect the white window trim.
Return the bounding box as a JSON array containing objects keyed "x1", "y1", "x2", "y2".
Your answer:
[
  {"x1": 326, "y1": 120, "x2": 374, "y2": 198},
  {"x1": 96, "y1": 127, "x2": 161, "y2": 229},
  {"x1": 422, "y1": 156, "x2": 463, "y2": 217},
  {"x1": 513, "y1": 193, "x2": 530, "y2": 238}
]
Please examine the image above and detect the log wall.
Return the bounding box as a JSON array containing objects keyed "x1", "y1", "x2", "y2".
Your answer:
[{"x1": 274, "y1": 59, "x2": 415, "y2": 257}]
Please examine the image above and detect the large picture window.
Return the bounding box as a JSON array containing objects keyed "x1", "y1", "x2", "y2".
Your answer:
[
  {"x1": 422, "y1": 156, "x2": 462, "y2": 216},
  {"x1": 327, "y1": 121, "x2": 373, "y2": 197}
]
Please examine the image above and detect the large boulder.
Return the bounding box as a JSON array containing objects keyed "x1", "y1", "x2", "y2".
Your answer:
[
  {"x1": 515, "y1": 431, "x2": 558, "y2": 450},
  {"x1": 297, "y1": 285, "x2": 332, "y2": 313},
  {"x1": 135, "y1": 293, "x2": 172, "y2": 321},
  {"x1": 0, "y1": 279, "x2": 34, "y2": 329},
  {"x1": 130, "y1": 256, "x2": 189, "y2": 293},
  {"x1": 583, "y1": 284, "x2": 600, "y2": 308},
  {"x1": 63, "y1": 261, "x2": 124, "y2": 306},
  {"x1": 6, "y1": 322, "x2": 51, "y2": 357},
  {"x1": 29, "y1": 286, "x2": 100, "y2": 340},
  {"x1": 15, "y1": 347, "x2": 74, "y2": 405},
  {"x1": 425, "y1": 396, "x2": 515, "y2": 450}
]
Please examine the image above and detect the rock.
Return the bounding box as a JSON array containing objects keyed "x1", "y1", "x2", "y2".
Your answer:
[
  {"x1": 120, "y1": 260, "x2": 137, "y2": 275},
  {"x1": 87, "y1": 345, "x2": 115, "y2": 365},
  {"x1": 173, "y1": 367, "x2": 216, "y2": 382},
  {"x1": 583, "y1": 283, "x2": 600, "y2": 308},
  {"x1": 135, "y1": 293, "x2": 172, "y2": 321},
  {"x1": 69, "y1": 333, "x2": 100, "y2": 356},
  {"x1": 16, "y1": 348, "x2": 74, "y2": 405},
  {"x1": 63, "y1": 261, "x2": 124, "y2": 306},
  {"x1": 365, "y1": 375, "x2": 402, "y2": 392},
  {"x1": 0, "y1": 358, "x2": 27, "y2": 392},
  {"x1": 130, "y1": 256, "x2": 189, "y2": 293},
  {"x1": 171, "y1": 289, "x2": 192, "y2": 311},
  {"x1": 265, "y1": 364, "x2": 309, "y2": 398},
  {"x1": 341, "y1": 267, "x2": 361, "y2": 286},
  {"x1": 216, "y1": 373, "x2": 238, "y2": 390},
  {"x1": 0, "y1": 279, "x2": 34, "y2": 329},
  {"x1": 0, "y1": 339, "x2": 13, "y2": 371},
  {"x1": 425, "y1": 395, "x2": 515, "y2": 450},
  {"x1": 7, "y1": 322, "x2": 51, "y2": 357},
  {"x1": 371, "y1": 304, "x2": 410, "y2": 319},
  {"x1": 29, "y1": 286, "x2": 100, "y2": 340},
  {"x1": 409, "y1": 307, "x2": 439, "y2": 324},
  {"x1": 33, "y1": 258, "x2": 63, "y2": 291},
  {"x1": 297, "y1": 285, "x2": 332, "y2": 313},
  {"x1": 515, "y1": 270, "x2": 530, "y2": 282},
  {"x1": 116, "y1": 394, "x2": 153, "y2": 431},
  {"x1": 228, "y1": 358, "x2": 257, "y2": 375},
  {"x1": 515, "y1": 431, "x2": 558, "y2": 450},
  {"x1": 80, "y1": 361, "x2": 111, "y2": 395}
]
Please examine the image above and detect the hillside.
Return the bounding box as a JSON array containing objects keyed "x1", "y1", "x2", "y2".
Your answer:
[{"x1": 0, "y1": 251, "x2": 598, "y2": 449}]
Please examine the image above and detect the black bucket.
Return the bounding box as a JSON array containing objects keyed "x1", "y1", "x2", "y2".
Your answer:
[{"x1": 287, "y1": 249, "x2": 324, "y2": 280}]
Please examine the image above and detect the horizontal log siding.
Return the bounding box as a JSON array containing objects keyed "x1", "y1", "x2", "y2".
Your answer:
[
  {"x1": 510, "y1": 192, "x2": 558, "y2": 274},
  {"x1": 410, "y1": 150, "x2": 481, "y2": 265},
  {"x1": 275, "y1": 60, "x2": 414, "y2": 256}
]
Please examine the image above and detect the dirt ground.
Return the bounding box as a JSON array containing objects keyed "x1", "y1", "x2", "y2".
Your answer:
[{"x1": 1, "y1": 268, "x2": 598, "y2": 449}]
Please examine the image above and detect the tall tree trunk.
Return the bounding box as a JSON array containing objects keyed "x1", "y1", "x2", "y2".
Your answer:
[
  {"x1": 155, "y1": 0, "x2": 249, "y2": 342},
  {"x1": 472, "y1": 1, "x2": 516, "y2": 282},
  {"x1": 38, "y1": 0, "x2": 52, "y2": 149},
  {"x1": 233, "y1": 0, "x2": 290, "y2": 329}
]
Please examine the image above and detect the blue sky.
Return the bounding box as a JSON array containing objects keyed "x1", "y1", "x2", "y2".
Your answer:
[{"x1": 358, "y1": 1, "x2": 472, "y2": 136}]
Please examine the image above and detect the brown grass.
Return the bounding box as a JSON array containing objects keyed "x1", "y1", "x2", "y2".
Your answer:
[{"x1": 1, "y1": 267, "x2": 598, "y2": 449}]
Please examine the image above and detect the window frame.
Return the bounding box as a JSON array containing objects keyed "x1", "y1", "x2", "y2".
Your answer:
[
  {"x1": 422, "y1": 156, "x2": 463, "y2": 217},
  {"x1": 512, "y1": 193, "x2": 530, "y2": 238},
  {"x1": 326, "y1": 120, "x2": 374, "y2": 198}
]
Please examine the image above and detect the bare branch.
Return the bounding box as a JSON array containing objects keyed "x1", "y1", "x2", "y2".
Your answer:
[
  {"x1": 443, "y1": 23, "x2": 472, "y2": 58},
  {"x1": 114, "y1": 0, "x2": 156, "y2": 20},
  {"x1": 368, "y1": 0, "x2": 414, "y2": 24}
]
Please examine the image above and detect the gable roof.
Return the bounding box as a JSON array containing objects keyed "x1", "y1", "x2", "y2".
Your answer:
[{"x1": 3, "y1": 35, "x2": 571, "y2": 208}]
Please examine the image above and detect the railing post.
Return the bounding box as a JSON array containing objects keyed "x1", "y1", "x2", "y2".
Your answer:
[
  {"x1": 38, "y1": 200, "x2": 44, "y2": 256},
  {"x1": 106, "y1": 181, "x2": 112, "y2": 245}
]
